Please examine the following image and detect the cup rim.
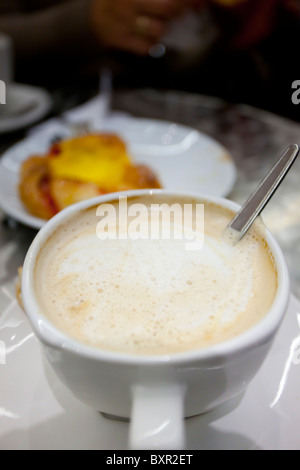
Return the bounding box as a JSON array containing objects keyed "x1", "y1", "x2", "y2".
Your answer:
[{"x1": 22, "y1": 189, "x2": 290, "y2": 365}]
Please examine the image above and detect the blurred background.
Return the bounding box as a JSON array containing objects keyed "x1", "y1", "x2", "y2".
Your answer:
[{"x1": 0, "y1": 0, "x2": 300, "y2": 121}]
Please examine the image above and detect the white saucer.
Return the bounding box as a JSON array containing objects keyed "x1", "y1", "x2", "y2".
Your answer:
[
  {"x1": 0, "y1": 83, "x2": 52, "y2": 134},
  {"x1": 0, "y1": 285, "x2": 300, "y2": 450},
  {"x1": 0, "y1": 114, "x2": 236, "y2": 229}
]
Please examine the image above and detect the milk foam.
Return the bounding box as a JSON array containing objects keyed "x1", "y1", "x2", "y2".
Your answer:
[{"x1": 34, "y1": 196, "x2": 277, "y2": 355}]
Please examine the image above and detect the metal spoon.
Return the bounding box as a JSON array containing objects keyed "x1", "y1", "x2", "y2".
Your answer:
[{"x1": 226, "y1": 144, "x2": 299, "y2": 242}]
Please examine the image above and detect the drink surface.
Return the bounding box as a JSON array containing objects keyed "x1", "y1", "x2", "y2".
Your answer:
[{"x1": 34, "y1": 195, "x2": 277, "y2": 355}]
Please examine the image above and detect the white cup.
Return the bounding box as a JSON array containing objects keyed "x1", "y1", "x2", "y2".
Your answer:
[{"x1": 21, "y1": 190, "x2": 290, "y2": 449}]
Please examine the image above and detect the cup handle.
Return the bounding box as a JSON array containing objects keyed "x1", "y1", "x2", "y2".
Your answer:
[{"x1": 129, "y1": 384, "x2": 186, "y2": 450}]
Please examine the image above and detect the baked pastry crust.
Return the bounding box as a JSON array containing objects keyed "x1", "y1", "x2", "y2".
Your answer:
[{"x1": 19, "y1": 133, "x2": 161, "y2": 220}]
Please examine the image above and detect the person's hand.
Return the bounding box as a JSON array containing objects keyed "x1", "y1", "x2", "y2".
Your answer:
[{"x1": 89, "y1": 0, "x2": 186, "y2": 55}]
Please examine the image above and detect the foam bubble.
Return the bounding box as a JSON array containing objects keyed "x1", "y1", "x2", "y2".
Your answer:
[{"x1": 34, "y1": 197, "x2": 277, "y2": 355}]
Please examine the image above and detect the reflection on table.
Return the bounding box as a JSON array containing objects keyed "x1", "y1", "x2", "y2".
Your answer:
[{"x1": 1, "y1": 88, "x2": 300, "y2": 300}]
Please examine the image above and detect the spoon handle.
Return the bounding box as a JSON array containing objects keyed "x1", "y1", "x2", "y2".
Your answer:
[{"x1": 229, "y1": 144, "x2": 299, "y2": 239}]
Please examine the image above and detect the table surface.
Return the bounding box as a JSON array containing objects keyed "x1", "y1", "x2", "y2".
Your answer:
[
  {"x1": 1, "y1": 88, "x2": 300, "y2": 301},
  {"x1": 1, "y1": 88, "x2": 300, "y2": 450}
]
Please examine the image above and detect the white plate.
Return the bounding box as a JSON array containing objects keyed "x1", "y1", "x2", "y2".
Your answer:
[
  {"x1": 0, "y1": 286, "x2": 300, "y2": 450},
  {"x1": 0, "y1": 115, "x2": 236, "y2": 230},
  {"x1": 0, "y1": 83, "x2": 52, "y2": 134}
]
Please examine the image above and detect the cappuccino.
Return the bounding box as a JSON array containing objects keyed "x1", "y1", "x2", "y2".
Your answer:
[{"x1": 34, "y1": 195, "x2": 277, "y2": 355}]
